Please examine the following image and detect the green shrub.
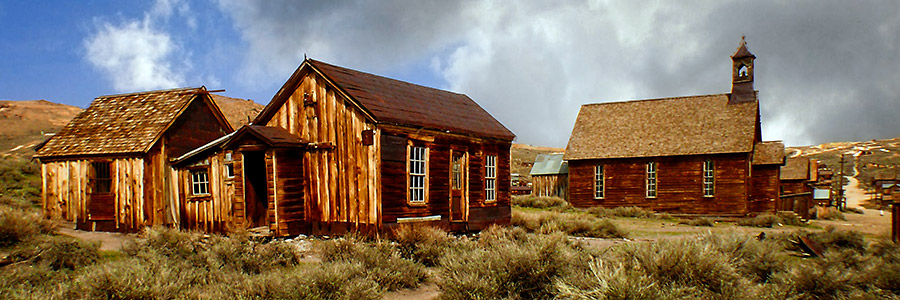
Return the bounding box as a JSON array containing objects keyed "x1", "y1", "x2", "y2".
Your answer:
[
  {"x1": 511, "y1": 195, "x2": 570, "y2": 209},
  {"x1": 316, "y1": 236, "x2": 426, "y2": 291},
  {"x1": 587, "y1": 206, "x2": 656, "y2": 218},
  {"x1": 440, "y1": 227, "x2": 589, "y2": 299},
  {"x1": 9, "y1": 235, "x2": 99, "y2": 270},
  {"x1": 512, "y1": 210, "x2": 628, "y2": 238},
  {"x1": 392, "y1": 224, "x2": 455, "y2": 267},
  {"x1": 0, "y1": 206, "x2": 55, "y2": 247},
  {"x1": 820, "y1": 207, "x2": 846, "y2": 220}
]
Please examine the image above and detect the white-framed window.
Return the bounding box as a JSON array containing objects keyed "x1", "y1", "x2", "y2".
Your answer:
[
  {"x1": 224, "y1": 151, "x2": 234, "y2": 179},
  {"x1": 594, "y1": 164, "x2": 604, "y2": 199},
  {"x1": 703, "y1": 160, "x2": 715, "y2": 197},
  {"x1": 485, "y1": 155, "x2": 497, "y2": 202},
  {"x1": 191, "y1": 169, "x2": 210, "y2": 195},
  {"x1": 646, "y1": 161, "x2": 657, "y2": 198},
  {"x1": 408, "y1": 146, "x2": 428, "y2": 203}
]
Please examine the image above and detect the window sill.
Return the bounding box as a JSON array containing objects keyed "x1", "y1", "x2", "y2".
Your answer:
[{"x1": 407, "y1": 201, "x2": 428, "y2": 207}]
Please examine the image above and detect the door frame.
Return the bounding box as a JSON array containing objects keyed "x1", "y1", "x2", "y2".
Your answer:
[{"x1": 449, "y1": 149, "x2": 469, "y2": 222}]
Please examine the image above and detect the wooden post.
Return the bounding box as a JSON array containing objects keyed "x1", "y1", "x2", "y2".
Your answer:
[{"x1": 893, "y1": 199, "x2": 900, "y2": 243}]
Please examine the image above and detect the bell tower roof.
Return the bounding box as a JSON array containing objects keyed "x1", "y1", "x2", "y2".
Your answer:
[{"x1": 732, "y1": 36, "x2": 756, "y2": 59}]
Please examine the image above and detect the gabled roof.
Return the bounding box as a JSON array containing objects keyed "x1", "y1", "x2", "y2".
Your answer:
[
  {"x1": 564, "y1": 94, "x2": 759, "y2": 160},
  {"x1": 35, "y1": 87, "x2": 232, "y2": 158},
  {"x1": 255, "y1": 59, "x2": 515, "y2": 141},
  {"x1": 781, "y1": 157, "x2": 811, "y2": 180},
  {"x1": 221, "y1": 125, "x2": 307, "y2": 149},
  {"x1": 172, "y1": 131, "x2": 236, "y2": 166},
  {"x1": 753, "y1": 141, "x2": 785, "y2": 165},
  {"x1": 530, "y1": 153, "x2": 568, "y2": 176}
]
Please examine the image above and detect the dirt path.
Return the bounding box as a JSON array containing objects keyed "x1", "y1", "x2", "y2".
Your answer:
[{"x1": 55, "y1": 221, "x2": 131, "y2": 251}]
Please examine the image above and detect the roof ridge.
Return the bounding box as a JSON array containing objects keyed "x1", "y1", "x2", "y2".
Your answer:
[
  {"x1": 581, "y1": 92, "x2": 735, "y2": 107},
  {"x1": 96, "y1": 86, "x2": 203, "y2": 99},
  {"x1": 308, "y1": 58, "x2": 466, "y2": 96}
]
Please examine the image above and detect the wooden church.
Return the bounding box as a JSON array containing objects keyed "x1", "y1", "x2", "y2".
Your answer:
[{"x1": 563, "y1": 38, "x2": 785, "y2": 216}]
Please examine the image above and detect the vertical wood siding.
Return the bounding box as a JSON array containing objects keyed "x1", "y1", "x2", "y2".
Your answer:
[
  {"x1": 177, "y1": 152, "x2": 236, "y2": 232},
  {"x1": 532, "y1": 174, "x2": 569, "y2": 200},
  {"x1": 265, "y1": 71, "x2": 380, "y2": 234}
]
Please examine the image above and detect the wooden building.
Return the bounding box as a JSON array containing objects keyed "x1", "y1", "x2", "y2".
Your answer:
[
  {"x1": 34, "y1": 87, "x2": 233, "y2": 232},
  {"x1": 779, "y1": 157, "x2": 814, "y2": 219},
  {"x1": 563, "y1": 38, "x2": 784, "y2": 216},
  {"x1": 529, "y1": 153, "x2": 568, "y2": 200},
  {"x1": 174, "y1": 59, "x2": 515, "y2": 236}
]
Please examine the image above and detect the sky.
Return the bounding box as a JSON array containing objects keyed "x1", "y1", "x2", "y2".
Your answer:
[{"x1": 2, "y1": 0, "x2": 899, "y2": 148}]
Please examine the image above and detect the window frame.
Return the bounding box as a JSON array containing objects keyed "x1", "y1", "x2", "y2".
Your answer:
[
  {"x1": 407, "y1": 145, "x2": 429, "y2": 205},
  {"x1": 91, "y1": 161, "x2": 112, "y2": 194},
  {"x1": 190, "y1": 168, "x2": 210, "y2": 196},
  {"x1": 646, "y1": 161, "x2": 657, "y2": 198},
  {"x1": 485, "y1": 154, "x2": 497, "y2": 202},
  {"x1": 594, "y1": 164, "x2": 605, "y2": 199},
  {"x1": 224, "y1": 151, "x2": 235, "y2": 179},
  {"x1": 702, "y1": 159, "x2": 715, "y2": 197}
]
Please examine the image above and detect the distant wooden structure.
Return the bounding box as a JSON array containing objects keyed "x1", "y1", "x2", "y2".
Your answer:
[
  {"x1": 174, "y1": 59, "x2": 515, "y2": 236},
  {"x1": 529, "y1": 153, "x2": 568, "y2": 200},
  {"x1": 779, "y1": 157, "x2": 814, "y2": 219},
  {"x1": 563, "y1": 38, "x2": 784, "y2": 216},
  {"x1": 34, "y1": 87, "x2": 233, "y2": 232}
]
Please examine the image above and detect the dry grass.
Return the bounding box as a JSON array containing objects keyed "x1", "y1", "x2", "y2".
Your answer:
[
  {"x1": 511, "y1": 195, "x2": 570, "y2": 210},
  {"x1": 512, "y1": 210, "x2": 628, "y2": 238},
  {"x1": 820, "y1": 207, "x2": 847, "y2": 221}
]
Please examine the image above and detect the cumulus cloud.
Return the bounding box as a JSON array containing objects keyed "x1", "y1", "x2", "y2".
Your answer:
[
  {"x1": 83, "y1": 0, "x2": 197, "y2": 93},
  {"x1": 84, "y1": 19, "x2": 184, "y2": 92},
  {"x1": 217, "y1": 0, "x2": 900, "y2": 147}
]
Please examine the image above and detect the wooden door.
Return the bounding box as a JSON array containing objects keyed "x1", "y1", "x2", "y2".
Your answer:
[
  {"x1": 450, "y1": 151, "x2": 468, "y2": 222},
  {"x1": 88, "y1": 161, "x2": 114, "y2": 221}
]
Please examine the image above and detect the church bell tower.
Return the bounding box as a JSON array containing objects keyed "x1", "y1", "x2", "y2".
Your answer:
[{"x1": 730, "y1": 36, "x2": 756, "y2": 104}]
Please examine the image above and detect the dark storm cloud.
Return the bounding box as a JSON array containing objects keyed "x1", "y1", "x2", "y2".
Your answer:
[{"x1": 217, "y1": 0, "x2": 900, "y2": 147}]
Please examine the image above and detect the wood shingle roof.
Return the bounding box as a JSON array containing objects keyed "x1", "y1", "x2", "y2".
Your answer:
[
  {"x1": 257, "y1": 59, "x2": 515, "y2": 141},
  {"x1": 35, "y1": 87, "x2": 224, "y2": 158},
  {"x1": 752, "y1": 141, "x2": 785, "y2": 165},
  {"x1": 564, "y1": 94, "x2": 759, "y2": 160},
  {"x1": 781, "y1": 157, "x2": 811, "y2": 180}
]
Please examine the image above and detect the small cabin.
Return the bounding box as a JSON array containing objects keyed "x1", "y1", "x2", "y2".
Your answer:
[
  {"x1": 779, "y1": 157, "x2": 814, "y2": 219},
  {"x1": 34, "y1": 87, "x2": 233, "y2": 232},
  {"x1": 562, "y1": 38, "x2": 784, "y2": 216},
  {"x1": 529, "y1": 153, "x2": 568, "y2": 200},
  {"x1": 174, "y1": 59, "x2": 515, "y2": 236}
]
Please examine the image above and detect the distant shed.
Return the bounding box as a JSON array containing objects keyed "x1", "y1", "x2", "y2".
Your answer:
[
  {"x1": 529, "y1": 153, "x2": 568, "y2": 200},
  {"x1": 779, "y1": 156, "x2": 813, "y2": 219}
]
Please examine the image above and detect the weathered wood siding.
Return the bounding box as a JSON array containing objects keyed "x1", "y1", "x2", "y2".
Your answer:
[
  {"x1": 165, "y1": 96, "x2": 231, "y2": 158},
  {"x1": 41, "y1": 157, "x2": 146, "y2": 231},
  {"x1": 264, "y1": 71, "x2": 380, "y2": 234},
  {"x1": 177, "y1": 152, "x2": 236, "y2": 232},
  {"x1": 750, "y1": 165, "x2": 780, "y2": 214},
  {"x1": 380, "y1": 127, "x2": 511, "y2": 231},
  {"x1": 568, "y1": 153, "x2": 751, "y2": 215},
  {"x1": 532, "y1": 174, "x2": 568, "y2": 200}
]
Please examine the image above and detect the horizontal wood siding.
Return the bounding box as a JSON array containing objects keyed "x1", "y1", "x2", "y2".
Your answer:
[
  {"x1": 380, "y1": 127, "x2": 511, "y2": 230},
  {"x1": 569, "y1": 153, "x2": 751, "y2": 215},
  {"x1": 265, "y1": 71, "x2": 379, "y2": 235},
  {"x1": 750, "y1": 165, "x2": 780, "y2": 214}
]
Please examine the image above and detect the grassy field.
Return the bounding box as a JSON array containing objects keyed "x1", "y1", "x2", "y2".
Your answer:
[{"x1": 2, "y1": 159, "x2": 900, "y2": 299}]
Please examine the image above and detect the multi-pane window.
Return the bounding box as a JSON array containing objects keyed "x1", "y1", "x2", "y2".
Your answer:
[
  {"x1": 485, "y1": 155, "x2": 497, "y2": 202},
  {"x1": 409, "y1": 146, "x2": 428, "y2": 203},
  {"x1": 91, "y1": 162, "x2": 112, "y2": 194},
  {"x1": 191, "y1": 169, "x2": 210, "y2": 195},
  {"x1": 703, "y1": 160, "x2": 715, "y2": 197},
  {"x1": 594, "y1": 165, "x2": 604, "y2": 199},
  {"x1": 646, "y1": 162, "x2": 657, "y2": 198}
]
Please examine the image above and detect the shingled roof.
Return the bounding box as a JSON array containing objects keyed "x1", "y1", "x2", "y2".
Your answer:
[
  {"x1": 752, "y1": 141, "x2": 785, "y2": 165},
  {"x1": 35, "y1": 87, "x2": 229, "y2": 158},
  {"x1": 781, "y1": 157, "x2": 811, "y2": 180},
  {"x1": 564, "y1": 94, "x2": 759, "y2": 160},
  {"x1": 256, "y1": 59, "x2": 514, "y2": 141}
]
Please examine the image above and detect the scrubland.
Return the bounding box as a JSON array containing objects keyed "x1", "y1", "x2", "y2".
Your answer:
[{"x1": 2, "y1": 159, "x2": 899, "y2": 299}]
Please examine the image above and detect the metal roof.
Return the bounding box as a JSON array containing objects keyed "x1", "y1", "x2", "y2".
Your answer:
[{"x1": 530, "y1": 153, "x2": 568, "y2": 175}]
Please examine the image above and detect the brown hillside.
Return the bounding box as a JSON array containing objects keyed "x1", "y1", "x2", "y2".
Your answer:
[
  {"x1": 511, "y1": 143, "x2": 565, "y2": 182},
  {"x1": 0, "y1": 100, "x2": 82, "y2": 157},
  {"x1": 210, "y1": 94, "x2": 265, "y2": 128},
  {"x1": 788, "y1": 137, "x2": 900, "y2": 190}
]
